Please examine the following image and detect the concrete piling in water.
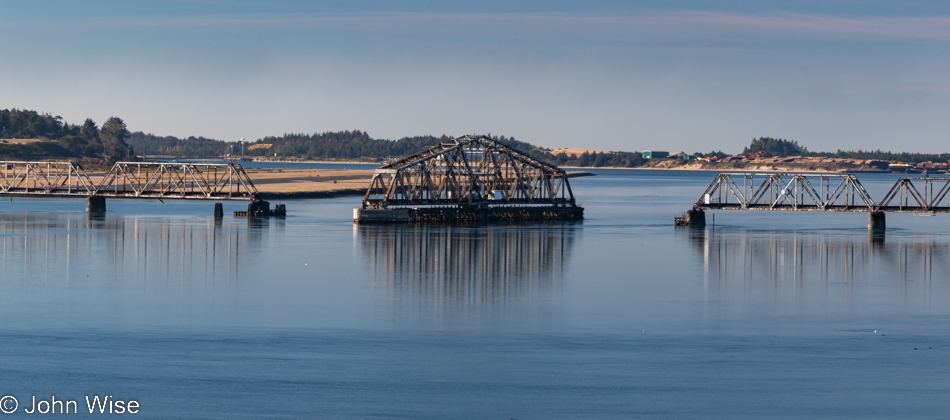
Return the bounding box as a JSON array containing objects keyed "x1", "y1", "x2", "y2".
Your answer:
[
  {"x1": 684, "y1": 209, "x2": 706, "y2": 228},
  {"x1": 234, "y1": 195, "x2": 287, "y2": 217},
  {"x1": 214, "y1": 202, "x2": 224, "y2": 219},
  {"x1": 868, "y1": 211, "x2": 886, "y2": 231},
  {"x1": 86, "y1": 196, "x2": 106, "y2": 214}
]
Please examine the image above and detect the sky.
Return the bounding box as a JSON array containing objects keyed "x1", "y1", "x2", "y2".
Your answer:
[{"x1": 2, "y1": 1, "x2": 950, "y2": 154}]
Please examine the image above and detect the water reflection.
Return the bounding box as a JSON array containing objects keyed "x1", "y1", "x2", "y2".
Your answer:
[
  {"x1": 357, "y1": 224, "x2": 578, "y2": 323},
  {"x1": 0, "y1": 212, "x2": 260, "y2": 287},
  {"x1": 684, "y1": 227, "x2": 950, "y2": 313}
]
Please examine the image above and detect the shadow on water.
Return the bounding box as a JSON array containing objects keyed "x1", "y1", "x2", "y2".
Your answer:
[
  {"x1": 0, "y1": 212, "x2": 264, "y2": 287},
  {"x1": 680, "y1": 226, "x2": 950, "y2": 314},
  {"x1": 356, "y1": 223, "x2": 579, "y2": 326}
]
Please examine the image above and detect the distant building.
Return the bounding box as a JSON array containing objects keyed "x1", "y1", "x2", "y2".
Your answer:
[{"x1": 642, "y1": 150, "x2": 669, "y2": 159}]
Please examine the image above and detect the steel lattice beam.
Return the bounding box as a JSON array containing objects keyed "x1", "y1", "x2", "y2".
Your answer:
[
  {"x1": 361, "y1": 135, "x2": 577, "y2": 209},
  {"x1": 696, "y1": 172, "x2": 876, "y2": 212},
  {"x1": 0, "y1": 161, "x2": 258, "y2": 200},
  {"x1": 95, "y1": 162, "x2": 258, "y2": 199},
  {"x1": 0, "y1": 161, "x2": 97, "y2": 195},
  {"x1": 695, "y1": 172, "x2": 950, "y2": 214},
  {"x1": 878, "y1": 177, "x2": 950, "y2": 213}
]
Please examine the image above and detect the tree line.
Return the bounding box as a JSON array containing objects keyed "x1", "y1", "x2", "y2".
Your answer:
[
  {"x1": 0, "y1": 109, "x2": 131, "y2": 161},
  {"x1": 127, "y1": 130, "x2": 652, "y2": 167},
  {"x1": 6, "y1": 108, "x2": 950, "y2": 166},
  {"x1": 744, "y1": 136, "x2": 950, "y2": 163}
]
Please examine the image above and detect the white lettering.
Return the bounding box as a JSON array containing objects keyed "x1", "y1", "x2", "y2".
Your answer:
[
  {"x1": 25, "y1": 396, "x2": 77, "y2": 414},
  {"x1": 24, "y1": 396, "x2": 35, "y2": 414},
  {"x1": 86, "y1": 395, "x2": 110, "y2": 414}
]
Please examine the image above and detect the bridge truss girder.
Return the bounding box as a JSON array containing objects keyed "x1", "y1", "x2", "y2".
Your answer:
[
  {"x1": 0, "y1": 161, "x2": 258, "y2": 200},
  {"x1": 362, "y1": 135, "x2": 577, "y2": 209},
  {"x1": 0, "y1": 161, "x2": 97, "y2": 195},
  {"x1": 696, "y1": 172, "x2": 876, "y2": 212},
  {"x1": 878, "y1": 177, "x2": 950, "y2": 213},
  {"x1": 96, "y1": 162, "x2": 258, "y2": 199}
]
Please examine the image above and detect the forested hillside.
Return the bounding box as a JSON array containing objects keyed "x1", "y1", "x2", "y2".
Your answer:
[
  {"x1": 0, "y1": 109, "x2": 132, "y2": 161},
  {"x1": 127, "y1": 132, "x2": 228, "y2": 157},
  {"x1": 7, "y1": 108, "x2": 950, "y2": 167},
  {"x1": 129, "y1": 130, "x2": 555, "y2": 161},
  {"x1": 128, "y1": 130, "x2": 649, "y2": 167},
  {"x1": 745, "y1": 136, "x2": 950, "y2": 163}
]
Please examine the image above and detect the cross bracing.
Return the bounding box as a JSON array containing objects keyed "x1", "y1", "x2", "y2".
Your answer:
[
  {"x1": 0, "y1": 161, "x2": 258, "y2": 199},
  {"x1": 696, "y1": 172, "x2": 950, "y2": 214},
  {"x1": 361, "y1": 135, "x2": 578, "y2": 209}
]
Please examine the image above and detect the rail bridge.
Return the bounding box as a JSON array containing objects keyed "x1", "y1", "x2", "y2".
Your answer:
[
  {"x1": 684, "y1": 172, "x2": 950, "y2": 230},
  {"x1": 355, "y1": 135, "x2": 582, "y2": 223},
  {"x1": 0, "y1": 161, "x2": 276, "y2": 216}
]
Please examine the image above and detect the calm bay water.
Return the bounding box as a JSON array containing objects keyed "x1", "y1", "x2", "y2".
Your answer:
[{"x1": 2, "y1": 169, "x2": 950, "y2": 418}]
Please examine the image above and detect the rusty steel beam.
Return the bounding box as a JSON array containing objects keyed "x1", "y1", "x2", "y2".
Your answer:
[
  {"x1": 361, "y1": 135, "x2": 578, "y2": 210},
  {"x1": 0, "y1": 161, "x2": 258, "y2": 200},
  {"x1": 95, "y1": 162, "x2": 259, "y2": 199},
  {"x1": 877, "y1": 177, "x2": 950, "y2": 213},
  {"x1": 0, "y1": 161, "x2": 97, "y2": 195},
  {"x1": 695, "y1": 172, "x2": 876, "y2": 212},
  {"x1": 695, "y1": 173, "x2": 950, "y2": 214}
]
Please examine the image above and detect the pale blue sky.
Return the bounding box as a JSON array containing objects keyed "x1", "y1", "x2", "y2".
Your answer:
[{"x1": 2, "y1": 1, "x2": 950, "y2": 153}]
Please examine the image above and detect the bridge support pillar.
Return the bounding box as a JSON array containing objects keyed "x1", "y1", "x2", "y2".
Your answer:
[
  {"x1": 214, "y1": 202, "x2": 224, "y2": 219},
  {"x1": 685, "y1": 209, "x2": 706, "y2": 228},
  {"x1": 868, "y1": 211, "x2": 885, "y2": 231},
  {"x1": 86, "y1": 196, "x2": 106, "y2": 214}
]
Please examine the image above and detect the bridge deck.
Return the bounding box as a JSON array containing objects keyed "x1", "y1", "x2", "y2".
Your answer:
[{"x1": 704, "y1": 203, "x2": 950, "y2": 213}]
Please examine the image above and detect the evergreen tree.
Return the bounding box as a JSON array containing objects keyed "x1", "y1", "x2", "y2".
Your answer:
[
  {"x1": 80, "y1": 118, "x2": 99, "y2": 141},
  {"x1": 743, "y1": 137, "x2": 807, "y2": 156},
  {"x1": 100, "y1": 117, "x2": 131, "y2": 157}
]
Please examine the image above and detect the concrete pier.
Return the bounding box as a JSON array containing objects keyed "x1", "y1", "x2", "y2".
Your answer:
[
  {"x1": 684, "y1": 209, "x2": 706, "y2": 228},
  {"x1": 868, "y1": 211, "x2": 886, "y2": 231},
  {"x1": 214, "y1": 202, "x2": 224, "y2": 219},
  {"x1": 86, "y1": 196, "x2": 106, "y2": 214},
  {"x1": 234, "y1": 197, "x2": 286, "y2": 217}
]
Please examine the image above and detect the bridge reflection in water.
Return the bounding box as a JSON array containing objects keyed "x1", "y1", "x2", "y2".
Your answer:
[
  {"x1": 684, "y1": 227, "x2": 950, "y2": 314},
  {"x1": 357, "y1": 224, "x2": 578, "y2": 324},
  {"x1": 0, "y1": 212, "x2": 261, "y2": 287}
]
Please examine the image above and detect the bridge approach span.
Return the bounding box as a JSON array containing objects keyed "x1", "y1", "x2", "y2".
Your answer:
[
  {"x1": 0, "y1": 161, "x2": 258, "y2": 199},
  {"x1": 687, "y1": 172, "x2": 950, "y2": 230}
]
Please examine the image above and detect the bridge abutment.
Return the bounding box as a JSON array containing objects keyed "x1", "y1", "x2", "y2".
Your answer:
[
  {"x1": 86, "y1": 196, "x2": 106, "y2": 214},
  {"x1": 868, "y1": 211, "x2": 886, "y2": 231}
]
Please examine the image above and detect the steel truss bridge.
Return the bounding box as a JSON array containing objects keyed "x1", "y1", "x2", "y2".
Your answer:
[
  {"x1": 361, "y1": 135, "x2": 578, "y2": 209},
  {"x1": 696, "y1": 172, "x2": 950, "y2": 214},
  {"x1": 0, "y1": 161, "x2": 258, "y2": 199}
]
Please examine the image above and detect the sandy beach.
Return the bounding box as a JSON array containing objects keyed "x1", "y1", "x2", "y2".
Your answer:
[
  {"x1": 243, "y1": 168, "x2": 594, "y2": 198},
  {"x1": 244, "y1": 168, "x2": 376, "y2": 198}
]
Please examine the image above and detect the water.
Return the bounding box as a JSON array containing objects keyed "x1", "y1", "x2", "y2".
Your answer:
[{"x1": 2, "y1": 170, "x2": 950, "y2": 418}]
